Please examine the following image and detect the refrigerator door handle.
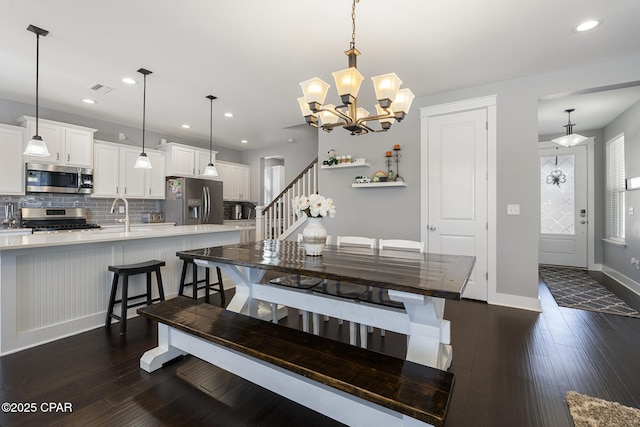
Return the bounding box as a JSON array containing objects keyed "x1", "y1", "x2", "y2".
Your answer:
[
  {"x1": 207, "y1": 186, "x2": 212, "y2": 222},
  {"x1": 204, "y1": 186, "x2": 210, "y2": 222},
  {"x1": 201, "y1": 186, "x2": 207, "y2": 223}
]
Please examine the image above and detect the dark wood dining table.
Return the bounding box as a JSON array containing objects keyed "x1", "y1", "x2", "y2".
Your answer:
[{"x1": 176, "y1": 240, "x2": 475, "y2": 370}]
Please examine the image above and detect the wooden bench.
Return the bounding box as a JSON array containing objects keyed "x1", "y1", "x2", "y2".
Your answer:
[{"x1": 138, "y1": 297, "x2": 454, "y2": 427}]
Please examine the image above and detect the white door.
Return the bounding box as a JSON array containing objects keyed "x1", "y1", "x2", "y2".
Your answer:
[
  {"x1": 539, "y1": 145, "x2": 588, "y2": 267},
  {"x1": 424, "y1": 109, "x2": 488, "y2": 301}
]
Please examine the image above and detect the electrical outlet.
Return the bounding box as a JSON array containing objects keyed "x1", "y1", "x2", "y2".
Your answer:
[
  {"x1": 632, "y1": 258, "x2": 637, "y2": 265},
  {"x1": 629, "y1": 207, "x2": 635, "y2": 216},
  {"x1": 119, "y1": 206, "x2": 125, "y2": 214}
]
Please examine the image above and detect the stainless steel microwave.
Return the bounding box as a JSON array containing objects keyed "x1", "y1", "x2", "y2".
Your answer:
[{"x1": 25, "y1": 163, "x2": 94, "y2": 194}]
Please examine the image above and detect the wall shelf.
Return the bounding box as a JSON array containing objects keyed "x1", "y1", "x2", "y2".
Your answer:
[
  {"x1": 321, "y1": 161, "x2": 370, "y2": 169},
  {"x1": 352, "y1": 181, "x2": 407, "y2": 188}
]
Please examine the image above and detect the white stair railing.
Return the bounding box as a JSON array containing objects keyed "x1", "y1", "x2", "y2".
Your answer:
[{"x1": 258, "y1": 158, "x2": 318, "y2": 240}]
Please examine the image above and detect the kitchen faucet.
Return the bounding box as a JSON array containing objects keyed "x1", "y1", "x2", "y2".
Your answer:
[{"x1": 110, "y1": 197, "x2": 130, "y2": 232}]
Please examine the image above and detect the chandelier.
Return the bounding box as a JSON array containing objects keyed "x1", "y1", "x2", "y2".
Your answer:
[{"x1": 297, "y1": 0, "x2": 414, "y2": 135}]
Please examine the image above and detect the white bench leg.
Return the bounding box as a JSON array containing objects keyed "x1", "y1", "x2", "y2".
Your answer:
[{"x1": 140, "y1": 323, "x2": 186, "y2": 372}]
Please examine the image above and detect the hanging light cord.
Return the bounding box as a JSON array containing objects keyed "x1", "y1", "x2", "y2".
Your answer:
[
  {"x1": 35, "y1": 31, "x2": 40, "y2": 137},
  {"x1": 142, "y1": 73, "x2": 147, "y2": 153},
  {"x1": 350, "y1": 0, "x2": 359, "y2": 50},
  {"x1": 209, "y1": 97, "x2": 213, "y2": 164}
]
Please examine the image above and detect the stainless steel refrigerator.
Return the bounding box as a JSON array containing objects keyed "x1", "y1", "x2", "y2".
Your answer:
[{"x1": 161, "y1": 177, "x2": 223, "y2": 225}]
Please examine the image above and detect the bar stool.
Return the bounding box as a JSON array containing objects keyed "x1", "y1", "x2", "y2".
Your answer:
[
  {"x1": 105, "y1": 260, "x2": 166, "y2": 334},
  {"x1": 178, "y1": 254, "x2": 225, "y2": 306}
]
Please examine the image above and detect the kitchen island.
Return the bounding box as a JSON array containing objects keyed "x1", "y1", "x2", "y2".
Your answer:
[{"x1": 0, "y1": 224, "x2": 250, "y2": 355}]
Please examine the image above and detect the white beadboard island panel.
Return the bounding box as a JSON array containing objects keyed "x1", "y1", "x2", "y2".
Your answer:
[{"x1": 0, "y1": 225, "x2": 244, "y2": 355}]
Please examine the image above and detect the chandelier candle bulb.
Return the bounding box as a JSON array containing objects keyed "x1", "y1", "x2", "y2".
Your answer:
[
  {"x1": 386, "y1": 151, "x2": 392, "y2": 157},
  {"x1": 394, "y1": 144, "x2": 400, "y2": 149}
]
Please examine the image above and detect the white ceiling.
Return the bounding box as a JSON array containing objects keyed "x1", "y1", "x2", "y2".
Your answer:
[{"x1": 1, "y1": 0, "x2": 640, "y2": 151}]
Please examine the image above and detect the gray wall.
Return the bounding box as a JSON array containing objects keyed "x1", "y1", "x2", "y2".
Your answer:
[
  {"x1": 0, "y1": 98, "x2": 242, "y2": 162},
  {"x1": 319, "y1": 52, "x2": 640, "y2": 301},
  {"x1": 241, "y1": 137, "x2": 319, "y2": 206},
  {"x1": 602, "y1": 99, "x2": 640, "y2": 279}
]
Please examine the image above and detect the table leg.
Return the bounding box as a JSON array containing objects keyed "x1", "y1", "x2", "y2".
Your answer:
[
  {"x1": 194, "y1": 260, "x2": 286, "y2": 322},
  {"x1": 387, "y1": 290, "x2": 452, "y2": 370}
]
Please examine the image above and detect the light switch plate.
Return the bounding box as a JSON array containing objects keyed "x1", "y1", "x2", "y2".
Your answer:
[{"x1": 507, "y1": 204, "x2": 520, "y2": 215}]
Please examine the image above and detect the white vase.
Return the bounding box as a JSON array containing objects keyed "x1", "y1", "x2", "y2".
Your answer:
[{"x1": 301, "y1": 216, "x2": 327, "y2": 256}]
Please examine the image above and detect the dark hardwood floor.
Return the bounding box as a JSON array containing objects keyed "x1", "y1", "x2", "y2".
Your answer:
[{"x1": 1, "y1": 276, "x2": 639, "y2": 426}]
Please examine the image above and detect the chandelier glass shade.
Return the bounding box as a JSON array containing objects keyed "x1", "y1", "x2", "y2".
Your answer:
[
  {"x1": 202, "y1": 95, "x2": 218, "y2": 177},
  {"x1": 134, "y1": 68, "x2": 153, "y2": 169},
  {"x1": 298, "y1": 0, "x2": 414, "y2": 135},
  {"x1": 24, "y1": 25, "x2": 51, "y2": 157},
  {"x1": 552, "y1": 108, "x2": 588, "y2": 147}
]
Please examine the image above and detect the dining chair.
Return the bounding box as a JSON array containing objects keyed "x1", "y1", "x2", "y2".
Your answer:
[
  {"x1": 312, "y1": 235, "x2": 376, "y2": 347},
  {"x1": 357, "y1": 238, "x2": 425, "y2": 343}
]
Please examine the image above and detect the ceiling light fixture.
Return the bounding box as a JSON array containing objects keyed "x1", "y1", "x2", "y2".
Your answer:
[
  {"x1": 298, "y1": 0, "x2": 414, "y2": 135},
  {"x1": 576, "y1": 20, "x2": 600, "y2": 32},
  {"x1": 181, "y1": 124, "x2": 191, "y2": 129},
  {"x1": 122, "y1": 77, "x2": 136, "y2": 85},
  {"x1": 224, "y1": 112, "x2": 233, "y2": 118},
  {"x1": 82, "y1": 98, "x2": 96, "y2": 104},
  {"x1": 23, "y1": 25, "x2": 50, "y2": 157},
  {"x1": 241, "y1": 139, "x2": 248, "y2": 144},
  {"x1": 133, "y1": 68, "x2": 153, "y2": 169},
  {"x1": 202, "y1": 95, "x2": 219, "y2": 177},
  {"x1": 552, "y1": 108, "x2": 588, "y2": 147}
]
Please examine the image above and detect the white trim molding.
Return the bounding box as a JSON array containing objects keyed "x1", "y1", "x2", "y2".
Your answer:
[
  {"x1": 602, "y1": 265, "x2": 640, "y2": 297},
  {"x1": 489, "y1": 292, "x2": 542, "y2": 312}
]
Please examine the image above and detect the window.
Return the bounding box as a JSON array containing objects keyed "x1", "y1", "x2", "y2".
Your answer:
[{"x1": 605, "y1": 134, "x2": 625, "y2": 243}]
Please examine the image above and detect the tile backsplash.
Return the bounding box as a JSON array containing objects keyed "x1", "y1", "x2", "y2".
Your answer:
[{"x1": 1, "y1": 194, "x2": 160, "y2": 226}]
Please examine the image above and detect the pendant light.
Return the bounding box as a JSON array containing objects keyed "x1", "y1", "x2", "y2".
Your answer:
[
  {"x1": 202, "y1": 95, "x2": 219, "y2": 177},
  {"x1": 23, "y1": 25, "x2": 51, "y2": 157},
  {"x1": 552, "y1": 108, "x2": 588, "y2": 147},
  {"x1": 134, "y1": 68, "x2": 153, "y2": 169}
]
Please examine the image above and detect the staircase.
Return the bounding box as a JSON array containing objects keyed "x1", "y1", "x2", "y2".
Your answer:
[{"x1": 257, "y1": 158, "x2": 318, "y2": 240}]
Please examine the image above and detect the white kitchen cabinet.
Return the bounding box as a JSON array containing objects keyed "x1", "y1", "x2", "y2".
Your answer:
[
  {"x1": 119, "y1": 148, "x2": 146, "y2": 198},
  {"x1": 0, "y1": 124, "x2": 26, "y2": 195},
  {"x1": 18, "y1": 116, "x2": 95, "y2": 168},
  {"x1": 92, "y1": 140, "x2": 165, "y2": 199},
  {"x1": 217, "y1": 161, "x2": 251, "y2": 201},
  {"x1": 196, "y1": 149, "x2": 213, "y2": 177},
  {"x1": 146, "y1": 150, "x2": 166, "y2": 198},
  {"x1": 92, "y1": 142, "x2": 120, "y2": 197},
  {"x1": 157, "y1": 142, "x2": 216, "y2": 178}
]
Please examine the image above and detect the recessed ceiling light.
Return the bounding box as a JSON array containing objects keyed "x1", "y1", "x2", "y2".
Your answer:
[
  {"x1": 241, "y1": 139, "x2": 248, "y2": 144},
  {"x1": 122, "y1": 77, "x2": 136, "y2": 85},
  {"x1": 182, "y1": 124, "x2": 191, "y2": 129},
  {"x1": 287, "y1": 138, "x2": 295, "y2": 142},
  {"x1": 576, "y1": 20, "x2": 600, "y2": 32},
  {"x1": 224, "y1": 112, "x2": 234, "y2": 118},
  {"x1": 82, "y1": 98, "x2": 96, "y2": 104}
]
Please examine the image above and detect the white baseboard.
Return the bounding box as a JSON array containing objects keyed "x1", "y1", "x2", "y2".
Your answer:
[
  {"x1": 488, "y1": 292, "x2": 542, "y2": 312},
  {"x1": 602, "y1": 266, "x2": 640, "y2": 297}
]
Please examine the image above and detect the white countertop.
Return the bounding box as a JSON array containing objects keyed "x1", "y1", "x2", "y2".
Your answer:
[{"x1": 0, "y1": 224, "x2": 253, "y2": 251}]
